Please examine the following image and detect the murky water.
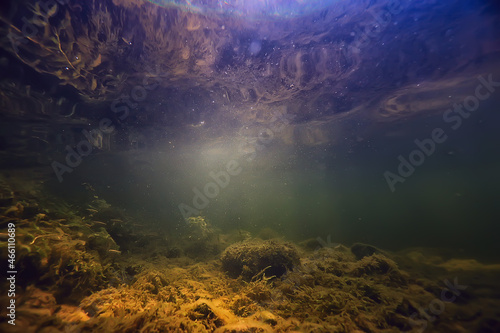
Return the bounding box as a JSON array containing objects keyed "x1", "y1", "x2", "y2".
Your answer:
[{"x1": 1, "y1": 0, "x2": 499, "y2": 332}]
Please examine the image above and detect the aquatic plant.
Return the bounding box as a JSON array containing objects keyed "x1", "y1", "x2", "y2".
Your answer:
[
  {"x1": 186, "y1": 215, "x2": 213, "y2": 240},
  {"x1": 0, "y1": 0, "x2": 128, "y2": 101},
  {"x1": 1, "y1": 174, "x2": 498, "y2": 332}
]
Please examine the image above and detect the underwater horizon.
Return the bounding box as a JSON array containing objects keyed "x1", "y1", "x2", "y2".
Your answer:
[{"x1": 1, "y1": 0, "x2": 500, "y2": 332}]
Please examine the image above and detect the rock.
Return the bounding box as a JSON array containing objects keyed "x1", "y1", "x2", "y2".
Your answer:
[
  {"x1": 350, "y1": 243, "x2": 381, "y2": 260},
  {"x1": 298, "y1": 238, "x2": 322, "y2": 251},
  {"x1": 221, "y1": 239, "x2": 300, "y2": 281}
]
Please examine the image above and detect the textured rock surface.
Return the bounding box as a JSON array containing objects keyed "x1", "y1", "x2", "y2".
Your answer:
[{"x1": 221, "y1": 239, "x2": 300, "y2": 280}]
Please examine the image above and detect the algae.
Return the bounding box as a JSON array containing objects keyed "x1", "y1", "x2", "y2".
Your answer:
[{"x1": 1, "y1": 178, "x2": 499, "y2": 332}]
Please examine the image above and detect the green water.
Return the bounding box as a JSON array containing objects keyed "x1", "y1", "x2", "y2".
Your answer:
[{"x1": 41, "y1": 97, "x2": 500, "y2": 262}]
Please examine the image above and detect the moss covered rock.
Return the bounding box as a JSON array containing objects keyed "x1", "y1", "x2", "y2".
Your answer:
[{"x1": 221, "y1": 240, "x2": 300, "y2": 281}]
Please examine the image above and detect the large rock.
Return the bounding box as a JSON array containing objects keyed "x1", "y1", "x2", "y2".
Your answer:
[{"x1": 221, "y1": 240, "x2": 300, "y2": 281}]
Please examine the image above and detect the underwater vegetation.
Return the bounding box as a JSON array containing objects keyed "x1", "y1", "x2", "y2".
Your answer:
[
  {"x1": 1, "y1": 174, "x2": 500, "y2": 333},
  {"x1": 0, "y1": 0, "x2": 499, "y2": 331},
  {"x1": 0, "y1": 0, "x2": 129, "y2": 102}
]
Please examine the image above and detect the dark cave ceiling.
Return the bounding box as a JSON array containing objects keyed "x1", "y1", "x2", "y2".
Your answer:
[{"x1": 0, "y1": 0, "x2": 499, "y2": 148}]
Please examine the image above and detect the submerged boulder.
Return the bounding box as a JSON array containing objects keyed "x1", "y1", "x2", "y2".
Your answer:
[
  {"x1": 350, "y1": 243, "x2": 382, "y2": 260},
  {"x1": 221, "y1": 240, "x2": 300, "y2": 281}
]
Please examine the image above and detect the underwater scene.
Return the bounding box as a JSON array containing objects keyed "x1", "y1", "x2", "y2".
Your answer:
[{"x1": 1, "y1": 0, "x2": 500, "y2": 332}]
